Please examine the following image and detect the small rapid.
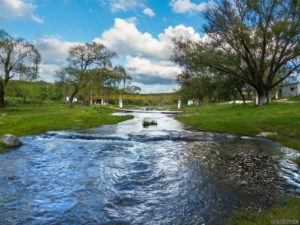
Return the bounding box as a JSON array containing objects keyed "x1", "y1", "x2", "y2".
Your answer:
[{"x1": 0, "y1": 111, "x2": 299, "y2": 225}]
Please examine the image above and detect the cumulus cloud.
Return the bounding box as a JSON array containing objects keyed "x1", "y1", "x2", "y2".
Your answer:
[
  {"x1": 92, "y1": 18, "x2": 204, "y2": 92},
  {"x1": 143, "y1": 7, "x2": 155, "y2": 17},
  {"x1": 34, "y1": 36, "x2": 80, "y2": 64},
  {"x1": 125, "y1": 56, "x2": 182, "y2": 83},
  {"x1": 95, "y1": 18, "x2": 201, "y2": 60},
  {"x1": 32, "y1": 18, "x2": 202, "y2": 92},
  {"x1": 33, "y1": 36, "x2": 81, "y2": 81},
  {"x1": 0, "y1": 0, "x2": 44, "y2": 23},
  {"x1": 170, "y1": 0, "x2": 208, "y2": 14},
  {"x1": 39, "y1": 63, "x2": 61, "y2": 82}
]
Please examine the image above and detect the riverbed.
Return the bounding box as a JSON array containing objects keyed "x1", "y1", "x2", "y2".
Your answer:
[{"x1": 0, "y1": 111, "x2": 299, "y2": 225}]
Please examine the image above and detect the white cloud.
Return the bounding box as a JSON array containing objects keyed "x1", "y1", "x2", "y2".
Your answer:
[
  {"x1": 33, "y1": 36, "x2": 81, "y2": 81},
  {"x1": 39, "y1": 63, "x2": 61, "y2": 82},
  {"x1": 170, "y1": 0, "x2": 208, "y2": 14},
  {"x1": 0, "y1": 0, "x2": 44, "y2": 23},
  {"x1": 125, "y1": 56, "x2": 182, "y2": 81},
  {"x1": 143, "y1": 7, "x2": 155, "y2": 17},
  {"x1": 108, "y1": 0, "x2": 145, "y2": 12},
  {"x1": 95, "y1": 18, "x2": 201, "y2": 60},
  {"x1": 92, "y1": 18, "x2": 204, "y2": 92},
  {"x1": 34, "y1": 36, "x2": 80, "y2": 64},
  {"x1": 32, "y1": 19, "x2": 203, "y2": 93}
]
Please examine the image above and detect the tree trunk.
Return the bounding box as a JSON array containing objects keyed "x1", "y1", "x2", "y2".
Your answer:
[
  {"x1": 68, "y1": 86, "x2": 79, "y2": 105},
  {"x1": 256, "y1": 89, "x2": 267, "y2": 106},
  {"x1": 0, "y1": 82, "x2": 5, "y2": 108},
  {"x1": 237, "y1": 88, "x2": 246, "y2": 104},
  {"x1": 22, "y1": 96, "x2": 26, "y2": 104},
  {"x1": 266, "y1": 91, "x2": 272, "y2": 104}
]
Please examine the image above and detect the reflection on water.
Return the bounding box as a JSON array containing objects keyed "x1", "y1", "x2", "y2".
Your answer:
[{"x1": 0, "y1": 111, "x2": 299, "y2": 225}]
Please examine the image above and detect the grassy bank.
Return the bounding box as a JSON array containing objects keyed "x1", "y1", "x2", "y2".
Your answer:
[
  {"x1": 0, "y1": 104, "x2": 132, "y2": 152},
  {"x1": 177, "y1": 101, "x2": 300, "y2": 151},
  {"x1": 225, "y1": 196, "x2": 300, "y2": 225}
]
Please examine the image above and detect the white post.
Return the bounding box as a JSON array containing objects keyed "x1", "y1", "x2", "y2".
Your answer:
[
  {"x1": 256, "y1": 94, "x2": 258, "y2": 105},
  {"x1": 275, "y1": 91, "x2": 279, "y2": 100},
  {"x1": 101, "y1": 99, "x2": 104, "y2": 106},
  {"x1": 178, "y1": 99, "x2": 182, "y2": 109},
  {"x1": 119, "y1": 98, "x2": 123, "y2": 108}
]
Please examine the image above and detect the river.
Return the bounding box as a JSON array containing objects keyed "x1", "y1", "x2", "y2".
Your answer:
[{"x1": 0, "y1": 111, "x2": 299, "y2": 225}]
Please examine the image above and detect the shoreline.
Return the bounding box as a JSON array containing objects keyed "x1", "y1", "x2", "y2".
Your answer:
[{"x1": 0, "y1": 104, "x2": 133, "y2": 152}]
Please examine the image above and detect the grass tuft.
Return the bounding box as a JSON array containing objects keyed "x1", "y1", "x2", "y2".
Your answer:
[{"x1": 143, "y1": 118, "x2": 158, "y2": 127}]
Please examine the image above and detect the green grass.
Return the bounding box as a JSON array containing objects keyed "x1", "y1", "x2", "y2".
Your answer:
[
  {"x1": 0, "y1": 103, "x2": 133, "y2": 152},
  {"x1": 177, "y1": 102, "x2": 300, "y2": 150},
  {"x1": 225, "y1": 196, "x2": 300, "y2": 225}
]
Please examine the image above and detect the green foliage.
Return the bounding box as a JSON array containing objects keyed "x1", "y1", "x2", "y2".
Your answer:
[
  {"x1": 173, "y1": 0, "x2": 300, "y2": 105},
  {"x1": 225, "y1": 196, "x2": 300, "y2": 225},
  {"x1": 58, "y1": 42, "x2": 116, "y2": 104},
  {"x1": 178, "y1": 102, "x2": 300, "y2": 151},
  {"x1": 179, "y1": 74, "x2": 249, "y2": 103},
  {"x1": 5, "y1": 80, "x2": 64, "y2": 103},
  {"x1": 143, "y1": 119, "x2": 158, "y2": 127},
  {"x1": 0, "y1": 29, "x2": 41, "y2": 107}
]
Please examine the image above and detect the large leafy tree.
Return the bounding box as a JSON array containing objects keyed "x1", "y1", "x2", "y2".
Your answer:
[
  {"x1": 58, "y1": 42, "x2": 115, "y2": 104},
  {"x1": 174, "y1": 0, "x2": 300, "y2": 105},
  {"x1": 0, "y1": 30, "x2": 41, "y2": 107}
]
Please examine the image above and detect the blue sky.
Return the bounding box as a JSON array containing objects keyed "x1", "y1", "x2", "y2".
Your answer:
[{"x1": 0, "y1": 0, "x2": 208, "y2": 93}]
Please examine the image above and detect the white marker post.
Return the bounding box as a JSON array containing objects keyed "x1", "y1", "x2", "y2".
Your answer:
[
  {"x1": 119, "y1": 98, "x2": 123, "y2": 108},
  {"x1": 178, "y1": 99, "x2": 182, "y2": 109}
]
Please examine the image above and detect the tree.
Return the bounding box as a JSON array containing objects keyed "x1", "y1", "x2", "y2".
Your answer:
[
  {"x1": 58, "y1": 42, "x2": 115, "y2": 104},
  {"x1": 126, "y1": 85, "x2": 141, "y2": 94},
  {"x1": 113, "y1": 65, "x2": 132, "y2": 90},
  {"x1": 174, "y1": 0, "x2": 300, "y2": 105},
  {"x1": 0, "y1": 30, "x2": 41, "y2": 107}
]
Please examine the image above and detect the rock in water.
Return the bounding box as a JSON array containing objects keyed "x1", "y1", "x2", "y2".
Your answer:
[{"x1": 2, "y1": 134, "x2": 21, "y2": 147}]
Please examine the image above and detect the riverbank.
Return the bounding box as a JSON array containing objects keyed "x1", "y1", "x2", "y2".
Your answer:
[
  {"x1": 177, "y1": 101, "x2": 300, "y2": 224},
  {"x1": 0, "y1": 104, "x2": 132, "y2": 152},
  {"x1": 177, "y1": 101, "x2": 300, "y2": 151},
  {"x1": 225, "y1": 196, "x2": 300, "y2": 225}
]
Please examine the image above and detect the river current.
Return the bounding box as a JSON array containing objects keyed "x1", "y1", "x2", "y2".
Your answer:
[{"x1": 0, "y1": 111, "x2": 299, "y2": 225}]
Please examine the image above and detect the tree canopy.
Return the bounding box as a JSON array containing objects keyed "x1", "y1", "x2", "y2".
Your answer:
[
  {"x1": 174, "y1": 0, "x2": 300, "y2": 105},
  {"x1": 0, "y1": 30, "x2": 41, "y2": 107},
  {"x1": 58, "y1": 42, "x2": 116, "y2": 104}
]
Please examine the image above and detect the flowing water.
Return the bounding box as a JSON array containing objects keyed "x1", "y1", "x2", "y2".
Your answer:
[{"x1": 0, "y1": 111, "x2": 299, "y2": 225}]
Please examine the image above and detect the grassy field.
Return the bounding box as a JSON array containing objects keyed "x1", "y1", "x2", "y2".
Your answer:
[
  {"x1": 0, "y1": 103, "x2": 132, "y2": 152},
  {"x1": 177, "y1": 100, "x2": 300, "y2": 151}
]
